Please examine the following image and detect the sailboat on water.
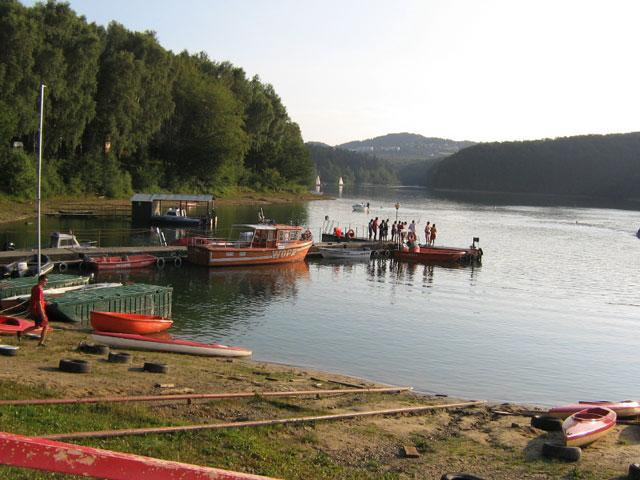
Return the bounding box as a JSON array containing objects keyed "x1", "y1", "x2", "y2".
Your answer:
[
  {"x1": 338, "y1": 177, "x2": 344, "y2": 187},
  {"x1": 312, "y1": 175, "x2": 322, "y2": 195}
]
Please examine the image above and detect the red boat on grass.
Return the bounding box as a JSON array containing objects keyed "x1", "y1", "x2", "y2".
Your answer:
[
  {"x1": 0, "y1": 431, "x2": 278, "y2": 480},
  {"x1": 562, "y1": 407, "x2": 616, "y2": 447},
  {"x1": 0, "y1": 315, "x2": 50, "y2": 335},
  {"x1": 393, "y1": 237, "x2": 483, "y2": 265},
  {"x1": 90, "y1": 311, "x2": 173, "y2": 335},
  {"x1": 84, "y1": 254, "x2": 158, "y2": 271},
  {"x1": 549, "y1": 400, "x2": 640, "y2": 419}
]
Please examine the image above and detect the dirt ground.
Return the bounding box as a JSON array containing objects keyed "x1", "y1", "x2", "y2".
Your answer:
[{"x1": 1, "y1": 328, "x2": 639, "y2": 479}]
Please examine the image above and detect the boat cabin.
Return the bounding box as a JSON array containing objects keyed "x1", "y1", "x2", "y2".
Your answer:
[
  {"x1": 230, "y1": 224, "x2": 304, "y2": 248},
  {"x1": 50, "y1": 232, "x2": 82, "y2": 248}
]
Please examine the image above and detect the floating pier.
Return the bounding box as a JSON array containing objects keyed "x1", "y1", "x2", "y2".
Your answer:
[
  {"x1": 0, "y1": 274, "x2": 89, "y2": 300},
  {"x1": 47, "y1": 284, "x2": 172, "y2": 324}
]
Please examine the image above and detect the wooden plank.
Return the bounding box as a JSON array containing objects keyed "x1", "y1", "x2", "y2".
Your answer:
[
  {"x1": 402, "y1": 445, "x2": 420, "y2": 458},
  {"x1": 0, "y1": 431, "x2": 279, "y2": 480}
]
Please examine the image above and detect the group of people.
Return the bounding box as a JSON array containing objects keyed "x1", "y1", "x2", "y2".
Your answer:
[
  {"x1": 366, "y1": 218, "x2": 437, "y2": 246},
  {"x1": 367, "y1": 217, "x2": 390, "y2": 241}
]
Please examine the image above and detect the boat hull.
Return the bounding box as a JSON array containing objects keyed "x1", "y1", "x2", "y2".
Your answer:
[
  {"x1": 393, "y1": 245, "x2": 482, "y2": 265},
  {"x1": 188, "y1": 240, "x2": 312, "y2": 267},
  {"x1": 562, "y1": 407, "x2": 616, "y2": 447},
  {"x1": 85, "y1": 254, "x2": 157, "y2": 271},
  {"x1": 91, "y1": 331, "x2": 252, "y2": 357},
  {"x1": 0, "y1": 315, "x2": 50, "y2": 335},
  {"x1": 90, "y1": 311, "x2": 173, "y2": 335},
  {"x1": 318, "y1": 248, "x2": 372, "y2": 260},
  {"x1": 549, "y1": 401, "x2": 640, "y2": 419}
]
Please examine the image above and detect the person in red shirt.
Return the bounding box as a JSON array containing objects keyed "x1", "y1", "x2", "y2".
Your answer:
[{"x1": 19, "y1": 274, "x2": 49, "y2": 346}]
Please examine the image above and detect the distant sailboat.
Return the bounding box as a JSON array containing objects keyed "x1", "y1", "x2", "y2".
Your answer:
[
  {"x1": 338, "y1": 177, "x2": 344, "y2": 186},
  {"x1": 315, "y1": 176, "x2": 321, "y2": 187}
]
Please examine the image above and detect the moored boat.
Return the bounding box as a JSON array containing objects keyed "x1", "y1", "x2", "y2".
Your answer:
[
  {"x1": 548, "y1": 400, "x2": 640, "y2": 419},
  {"x1": 352, "y1": 202, "x2": 368, "y2": 212},
  {"x1": 0, "y1": 315, "x2": 50, "y2": 335},
  {"x1": 187, "y1": 223, "x2": 312, "y2": 267},
  {"x1": 393, "y1": 237, "x2": 482, "y2": 265},
  {"x1": 90, "y1": 311, "x2": 173, "y2": 335},
  {"x1": 84, "y1": 254, "x2": 158, "y2": 271},
  {"x1": 318, "y1": 247, "x2": 372, "y2": 260},
  {"x1": 562, "y1": 407, "x2": 616, "y2": 447},
  {"x1": 91, "y1": 331, "x2": 252, "y2": 357}
]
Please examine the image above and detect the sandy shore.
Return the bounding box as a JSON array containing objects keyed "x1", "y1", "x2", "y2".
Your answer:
[{"x1": 0, "y1": 327, "x2": 637, "y2": 479}]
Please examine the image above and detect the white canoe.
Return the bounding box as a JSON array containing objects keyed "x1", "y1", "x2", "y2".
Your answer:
[
  {"x1": 318, "y1": 247, "x2": 372, "y2": 260},
  {"x1": 91, "y1": 331, "x2": 252, "y2": 357}
]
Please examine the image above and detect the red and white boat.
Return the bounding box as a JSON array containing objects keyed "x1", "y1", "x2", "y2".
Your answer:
[
  {"x1": 0, "y1": 315, "x2": 50, "y2": 335},
  {"x1": 84, "y1": 254, "x2": 158, "y2": 270},
  {"x1": 393, "y1": 237, "x2": 482, "y2": 265},
  {"x1": 91, "y1": 331, "x2": 252, "y2": 357},
  {"x1": 90, "y1": 311, "x2": 173, "y2": 335},
  {"x1": 0, "y1": 431, "x2": 277, "y2": 480},
  {"x1": 187, "y1": 223, "x2": 312, "y2": 267},
  {"x1": 562, "y1": 406, "x2": 616, "y2": 447},
  {"x1": 549, "y1": 400, "x2": 640, "y2": 419}
]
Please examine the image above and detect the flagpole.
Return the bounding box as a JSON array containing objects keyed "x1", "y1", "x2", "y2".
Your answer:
[{"x1": 37, "y1": 84, "x2": 46, "y2": 275}]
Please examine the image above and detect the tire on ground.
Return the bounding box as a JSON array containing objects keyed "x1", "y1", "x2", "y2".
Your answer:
[
  {"x1": 531, "y1": 415, "x2": 563, "y2": 431},
  {"x1": 629, "y1": 463, "x2": 640, "y2": 480},
  {"x1": 108, "y1": 352, "x2": 132, "y2": 363},
  {"x1": 143, "y1": 362, "x2": 168, "y2": 374},
  {"x1": 174, "y1": 256, "x2": 182, "y2": 267},
  {"x1": 79, "y1": 343, "x2": 109, "y2": 355},
  {"x1": 541, "y1": 442, "x2": 581, "y2": 462},
  {"x1": 0, "y1": 345, "x2": 19, "y2": 356},
  {"x1": 59, "y1": 358, "x2": 91, "y2": 373},
  {"x1": 58, "y1": 262, "x2": 67, "y2": 272},
  {"x1": 156, "y1": 257, "x2": 165, "y2": 268}
]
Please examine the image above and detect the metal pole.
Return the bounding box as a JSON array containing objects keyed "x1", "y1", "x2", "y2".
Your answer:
[{"x1": 37, "y1": 84, "x2": 46, "y2": 275}]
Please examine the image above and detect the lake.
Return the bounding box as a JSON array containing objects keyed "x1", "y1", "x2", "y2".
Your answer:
[{"x1": 1, "y1": 186, "x2": 639, "y2": 405}]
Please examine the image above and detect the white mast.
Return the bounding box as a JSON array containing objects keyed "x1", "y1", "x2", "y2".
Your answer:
[
  {"x1": 338, "y1": 176, "x2": 344, "y2": 186},
  {"x1": 315, "y1": 175, "x2": 321, "y2": 186},
  {"x1": 37, "y1": 84, "x2": 46, "y2": 275}
]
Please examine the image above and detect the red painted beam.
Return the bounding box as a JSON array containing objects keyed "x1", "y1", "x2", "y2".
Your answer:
[{"x1": 0, "y1": 431, "x2": 280, "y2": 480}]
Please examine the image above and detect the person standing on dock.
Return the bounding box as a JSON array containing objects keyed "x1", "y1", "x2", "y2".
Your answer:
[
  {"x1": 430, "y1": 224, "x2": 437, "y2": 246},
  {"x1": 424, "y1": 222, "x2": 431, "y2": 246},
  {"x1": 373, "y1": 217, "x2": 379, "y2": 241},
  {"x1": 391, "y1": 221, "x2": 397, "y2": 242},
  {"x1": 368, "y1": 219, "x2": 373, "y2": 240},
  {"x1": 19, "y1": 274, "x2": 49, "y2": 346}
]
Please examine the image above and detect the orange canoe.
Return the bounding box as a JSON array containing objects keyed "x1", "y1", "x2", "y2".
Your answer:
[{"x1": 90, "y1": 311, "x2": 173, "y2": 335}]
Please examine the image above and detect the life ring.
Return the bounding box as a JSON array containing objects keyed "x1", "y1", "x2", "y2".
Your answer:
[
  {"x1": 407, "y1": 232, "x2": 416, "y2": 242},
  {"x1": 346, "y1": 229, "x2": 355, "y2": 239},
  {"x1": 156, "y1": 257, "x2": 165, "y2": 268},
  {"x1": 174, "y1": 256, "x2": 182, "y2": 267},
  {"x1": 58, "y1": 262, "x2": 68, "y2": 272},
  {"x1": 302, "y1": 229, "x2": 312, "y2": 241}
]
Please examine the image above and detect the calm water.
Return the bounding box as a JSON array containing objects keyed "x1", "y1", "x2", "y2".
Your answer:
[{"x1": 2, "y1": 187, "x2": 639, "y2": 405}]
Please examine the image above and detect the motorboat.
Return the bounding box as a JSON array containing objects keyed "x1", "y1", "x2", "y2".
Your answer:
[
  {"x1": 187, "y1": 222, "x2": 313, "y2": 267},
  {"x1": 151, "y1": 208, "x2": 203, "y2": 227},
  {"x1": 562, "y1": 407, "x2": 616, "y2": 447},
  {"x1": 318, "y1": 247, "x2": 372, "y2": 260},
  {"x1": 91, "y1": 331, "x2": 252, "y2": 357},
  {"x1": 49, "y1": 232, "x2": 96, "y2": 249},
  {"x1": 84, "y1": 254, "x2": 158, "y2": 271},
  {"x1": 352, "y1": 202, "x2": 368, "y2": 212},
  {"x1": 1, "y1": 254, "x2": 54, "y2": 278},
  {"x1": 393, "y1": 237, "x2": 483, "y2": 265},
  {"x1": 90, "y1": 311, "x2": 173, "y2": 335}
]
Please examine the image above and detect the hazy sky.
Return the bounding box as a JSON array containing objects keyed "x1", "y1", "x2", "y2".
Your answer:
[{"x1": 30, "y1": 0, "x2": 640, "y2": 145}]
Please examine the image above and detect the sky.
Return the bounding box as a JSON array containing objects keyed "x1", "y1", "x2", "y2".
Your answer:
[{"x1": 26, "y1": 0, "x2": 640, "y2": 145}]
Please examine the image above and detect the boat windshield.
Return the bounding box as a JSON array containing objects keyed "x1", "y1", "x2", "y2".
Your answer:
[{"x1": 229, "y1": 227, "x2": 256, "y2": 246}]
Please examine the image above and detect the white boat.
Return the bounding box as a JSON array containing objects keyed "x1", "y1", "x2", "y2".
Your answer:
[
  {"x1": 91, "y1": 331, "x2": 252, "y2": 357},
  {"x1": 352, "y1": 202, "x2": 368, "y2": 212},
  {"x1": 315, "y1": 175, "x2": 321, "y2": 187},
  {"x1": 318, "y1": 247, "x2": 372, "y2": 260},
  {"x1": 0, "y1": 282, "x2": 121, "y2": 309},
  {"x1": 338, "y1": 177, "x2": 344, "y2": 186}
]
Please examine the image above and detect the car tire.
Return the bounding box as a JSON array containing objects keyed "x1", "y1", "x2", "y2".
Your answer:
[
  {"x1": 79, "y1": 343, "x2": 109, "y2": 355},
  {"x1": 541, "y1": 442, "x2": 581, "y2": 462},
  {"x1": 143, "y1": 362, "x2": 168, "y2": 374},
  {"x1": 107, "y1": 352, "x2": 132, "y2": 364},
  {"x1": 0, "y1": 345, "x2": 19, "y2": 356},
  {"x1": 59, "y1": 358, "x2": 91, "y2": 374},
  {"x1": 531, "y1": 415, "x2": 563, "y2": 431}
]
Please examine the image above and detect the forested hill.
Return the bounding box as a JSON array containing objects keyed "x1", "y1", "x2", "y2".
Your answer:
[
  {"x1": 0, "y1": 1, "x2": 312, "y2": 198},
  {"x1": 338, "y1": 133, "x2": 475, "y2": 161},
  {"x1": 428, "y1": 133, "x2": 640, "y2": 199},
  {"x1": 307, "y1": 144, "x2": 399, "y2": 185}
]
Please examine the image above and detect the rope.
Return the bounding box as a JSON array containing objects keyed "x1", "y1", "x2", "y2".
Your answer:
[{"x1": 0, "y1": 299, "x2": 29, "y2": 315}]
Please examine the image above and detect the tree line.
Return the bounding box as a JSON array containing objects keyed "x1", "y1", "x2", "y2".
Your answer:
[
  {"x1": 0, "y1": 0, "x2": 313, "y2": 198},
  {"x1": 428, "y1": 133, "x2": 640, "y2": 199}
]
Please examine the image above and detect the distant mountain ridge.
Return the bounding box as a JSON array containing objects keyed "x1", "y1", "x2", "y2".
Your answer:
[{"x1": 338, "y1": 133, "x2": 475, "y2": 161}]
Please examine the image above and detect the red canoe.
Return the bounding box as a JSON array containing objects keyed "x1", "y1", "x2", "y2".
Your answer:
[
  {"x1": 0, "y1": 315, "x2": 50, "y2": 335},
  {"x1": 85, "y1": 254, "x2": 158, "y2": 271},
  {"x1": 549, "y1": 400, "x2": 640, "y2": 419},
  {"x1": 562, "y1": 407, "x2": 616, "y2": 447},
  {"x1": 90, "y1": 311, "x2": 173, "y2": 335},
  {"x1": 0, "y1": 431, "x2": 278, "y2": 480},
  {"x1": 393, "y1": 245, "x2": 482, "y2": 265},
  {"x1": 91, "y1": 331, "x2": 252, "y2": 357}
]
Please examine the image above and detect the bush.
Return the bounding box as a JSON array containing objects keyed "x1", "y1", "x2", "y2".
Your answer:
[{"x1": 0, "y1": 147, "x2": 36, "y2": 197}]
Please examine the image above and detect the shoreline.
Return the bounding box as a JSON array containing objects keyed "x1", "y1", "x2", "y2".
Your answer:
[{"x1": 0, "y1": 328, "x2": 635, "y2": 479}]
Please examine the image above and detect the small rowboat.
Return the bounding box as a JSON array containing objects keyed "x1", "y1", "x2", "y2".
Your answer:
[
  {"x1": 0, "y1": 315, "x2": 50, "y2": 335},
  {"x1": 318, "y1": 247, "x2": 372, "y2": 260},
  {"x1": 90, "y1": 311, "x2": 173, "y2": 335},
  {"x1": 91, "y1": 331, "x2": 252, "y2": 358},
  {"x1": 84, "y1": 254, "x2": 157, "y2": 271},
  {"x1": 549, "y1": 400, "x2": 640, "y2": 419},
  {"x1": 562, "y1": 407, "x2": 616, "y2": 447}
]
